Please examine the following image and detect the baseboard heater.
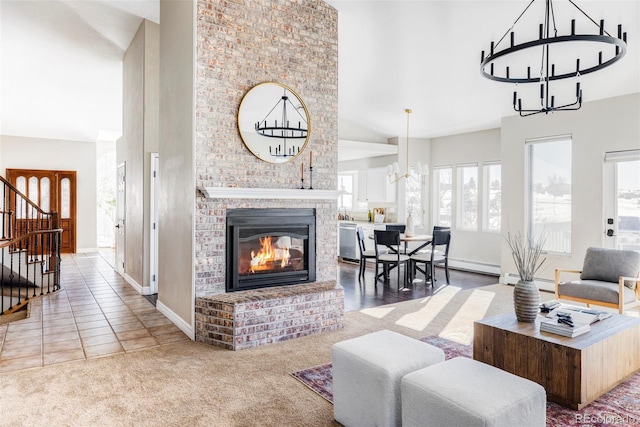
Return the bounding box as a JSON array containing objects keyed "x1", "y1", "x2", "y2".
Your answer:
[
  {"x1": 501, "y1": 273, "x2": 555, "y2": 293},
  {"x1": 448, "y1": 259, "x2": 500, "y2": 276}
]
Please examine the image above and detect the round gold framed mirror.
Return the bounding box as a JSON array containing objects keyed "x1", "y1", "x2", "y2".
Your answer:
[{"x1": 238, "y1": 82, "x2": 310, "y2": 164}]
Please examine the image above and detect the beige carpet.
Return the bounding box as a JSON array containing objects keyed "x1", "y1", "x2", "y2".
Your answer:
[{"x1": 0, "y1": 284, "x2": 546, "y2": 426}]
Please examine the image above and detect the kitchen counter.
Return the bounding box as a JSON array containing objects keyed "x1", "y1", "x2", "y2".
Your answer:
[
  {"x1": 337, "y1": 221, "x2": 406, "y2": 261},
  {"x1": 338, "y1": 220, "x2": 404, "y2": 226}
]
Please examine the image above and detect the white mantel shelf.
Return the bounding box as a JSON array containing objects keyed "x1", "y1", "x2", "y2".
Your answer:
[{"x1": 198, "y1": 186, "x2": 341, "y2": 200}]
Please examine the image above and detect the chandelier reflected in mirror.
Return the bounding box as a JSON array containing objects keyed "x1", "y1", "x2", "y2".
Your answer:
[
  {"x1": 238, "y1": 82, "x2": 311, "y2": 163},
  {"x1": 255, "y1": 88, "x2": 308, "y2": 158},
  {"x1": 480, "y1": 0, "x2": 627, "y2": 117}
]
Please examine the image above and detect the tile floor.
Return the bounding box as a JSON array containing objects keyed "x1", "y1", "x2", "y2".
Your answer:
[{"x1": 0, "y1": 252, "x2": 189, "y2": 374}]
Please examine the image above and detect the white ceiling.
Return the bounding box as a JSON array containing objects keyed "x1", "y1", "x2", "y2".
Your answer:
[
  {"x1": 1, "y1": 0, "x2": 638, "y2": 147},
  {"x1": 326, "y1": 0, "x2": 640, "y2": 143},
  {"x1": 0, "y1": 0, "x2": 159, "y2": 142}
]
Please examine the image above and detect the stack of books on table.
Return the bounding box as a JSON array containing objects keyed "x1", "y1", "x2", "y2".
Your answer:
[
  {"x1": 540, "y1": 317, "x2": 590, "y2": 337},
  {"x1": 552, "y1": 305, "x2": 613, "y2": 322},
  {"x1": 539, "y1": 308, "x2": 599, "y2": 338}
]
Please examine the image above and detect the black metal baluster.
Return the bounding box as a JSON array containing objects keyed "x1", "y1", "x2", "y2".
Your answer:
[
  {"x1": 1, "y1": 247, "x2": 4, "y2": 314},
  {"x1": 8, "y1": 249, "x2": 15, "y2": 310},
  {"x1": 17, "y1": 239, "x2": 23, "y2": 307}
]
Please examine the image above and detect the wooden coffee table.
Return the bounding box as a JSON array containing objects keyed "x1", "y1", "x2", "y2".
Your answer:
[{"x1": 473, "y1": 312, "x2": 640, "y2": 409}]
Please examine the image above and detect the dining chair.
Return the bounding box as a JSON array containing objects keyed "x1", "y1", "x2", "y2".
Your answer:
[
  {"x1": 385, "y1": 224, "x2": 406, "y2": 253},
  {"x1": 356, "y1": 226, "x2": 386, "y2": 279},
  {"x1": 410, "y1": 227, "x2": 452, "y2": 285},
  {"x1": 374, "y1": 230, "x2": 410, "y2": 290}
]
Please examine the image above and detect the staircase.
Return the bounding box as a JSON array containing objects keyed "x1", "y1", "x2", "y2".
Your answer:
[{"x1": 0, "y1": 176, "x2": 61, "y2": 315}]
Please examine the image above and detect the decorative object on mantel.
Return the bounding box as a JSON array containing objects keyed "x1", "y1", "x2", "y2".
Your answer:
[
  {"x1": 480, "y1": 0, "x2": 628, "y2": 117},
  {"x1": 299, "y1": 151, "x2": 314, "y2": 190},
  {"x1": 238, "y1": 82, "x2": 310, "y2": 164},
  {"x1": 387, "y1": 108, "x2": 424, "y2": 184},
  {"x1": 308, "y1": 151, "x2": 314, "y2": 189},
  {"x1": 505, "y1": 229, "x2": 546, "y2": 322}
]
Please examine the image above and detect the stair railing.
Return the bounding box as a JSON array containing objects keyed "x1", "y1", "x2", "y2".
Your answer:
[
  {"x1": 0, "y1": 176, "x2": 62, "y2": 315},
  {"x1": 0, "y1": 230, "x2": 62, "y2": 314}
]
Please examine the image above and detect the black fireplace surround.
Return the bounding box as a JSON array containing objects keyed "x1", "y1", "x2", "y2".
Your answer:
[{"x1": 226, "y1": 208, "x2": 316, "y2": 292}]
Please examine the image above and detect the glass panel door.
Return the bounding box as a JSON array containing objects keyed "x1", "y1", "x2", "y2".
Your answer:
[{"x1": 604, "y1": 151, "x2": 640, "y2": 250}]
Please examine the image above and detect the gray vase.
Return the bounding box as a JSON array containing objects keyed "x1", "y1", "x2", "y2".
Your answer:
[{"x1": 513, "y1": 280, "x2": 540, "y2": 322}]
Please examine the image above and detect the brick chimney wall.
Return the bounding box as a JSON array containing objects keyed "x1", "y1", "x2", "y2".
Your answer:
[{"x1": 193, "y1": 0, "x2": 339, "y2": 297}]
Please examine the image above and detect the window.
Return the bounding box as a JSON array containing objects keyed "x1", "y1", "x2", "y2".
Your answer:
[
  {"x1": 16, "y1": 176, "x2": 26, "y2": 219},
  {"x1": 338, "y1": 171, "x2": 356, "y2": 210},
  {"x1": 406, "y1": 166, "x2": 422, "y2": 227},
  {"x1": 457, "y1": 164, "x2": 478, "y2": 230},
  {"x1": 616, "y1": 159, "x2": 640, "y2": 250},
  {"x1": 28, "y1": 176, "x2": 38, "y2": 218},
  {"x1": 40, "y1": 177, "x2": 50, "y2": 212},
  {"x1": 61, "y1": 178, "x2": 71, "y2": 218},
  {"x1": 605, "y1": 150, "x2": 640, "y2": 251},
  {"x1": 433, "y1": 167, "x2": 452, "y2": 226},
  {"x1": 483, "y1": 163, "x2": 501, "y2": 232},
  {"x1": 527, "y1": 136, "x2": 572, "y2": 254}
]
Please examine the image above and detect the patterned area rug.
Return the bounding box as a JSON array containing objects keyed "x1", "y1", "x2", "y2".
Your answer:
[{"x1": 291, "y1": 335, "x2": 640, "y2": 426}]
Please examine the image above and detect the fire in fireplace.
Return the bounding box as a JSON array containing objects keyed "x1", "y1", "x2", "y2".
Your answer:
[{"x1": 226, "y1": 208, "x2": 316, "y2": 292}]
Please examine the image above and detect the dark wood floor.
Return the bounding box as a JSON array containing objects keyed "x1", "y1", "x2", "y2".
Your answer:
[{"x1": 338, "y1": 260, "x2": 500, "y2": 312}]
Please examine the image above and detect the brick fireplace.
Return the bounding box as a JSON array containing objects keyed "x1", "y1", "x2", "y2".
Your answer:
[
  {"x1": 194, "y1": 188, "x2": 343, "y2": 350},
  {"x1": 191, "y1": 0, "x2": 341, "y2": 349}
]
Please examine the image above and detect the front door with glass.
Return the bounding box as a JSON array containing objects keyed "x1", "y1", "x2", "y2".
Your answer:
[
  {"x1": 6, "y1": 169, "x2": 77, "y2": 253},
  {"x1": 604, "y1": 151, "x2": 640, "y2": 250}
]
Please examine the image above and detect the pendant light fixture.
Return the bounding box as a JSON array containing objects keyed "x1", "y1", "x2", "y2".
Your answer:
[
  {"x1": 388, "y1": 109, "x2": 424, "y2": 183},
  {"x1": 480, "y1": 0, "x2": 627, "y2": 117}
]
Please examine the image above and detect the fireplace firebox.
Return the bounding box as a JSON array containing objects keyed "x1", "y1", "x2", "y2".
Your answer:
[{"x1": 226, "y1": 208, "x2": 316, "y2": 292}]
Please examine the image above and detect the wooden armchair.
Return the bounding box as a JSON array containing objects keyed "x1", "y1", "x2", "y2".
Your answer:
[{"x1": 555, "y1": 247, "x2": 640, "y2": 314}]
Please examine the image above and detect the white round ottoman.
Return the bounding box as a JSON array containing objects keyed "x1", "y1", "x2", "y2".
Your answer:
[
  {"x1": 401, "y1": 357, "x2": 546, "y2": 427},
  {"x1": 332, "y1": 329, "x2": 445, "y2": 427}
]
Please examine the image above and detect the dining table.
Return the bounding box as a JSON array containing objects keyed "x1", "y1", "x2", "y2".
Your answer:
[
  {"x1": 368, "y1": 233, "x2": 433, "y2": 255},
  {"x1": 369, "y1": 233, "x2": 433, "y2": 289},
  {"x1": 398, "y1": 234, "x2": 432, "y2": 256}
]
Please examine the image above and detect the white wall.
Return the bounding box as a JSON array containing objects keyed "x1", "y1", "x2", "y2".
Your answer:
[
  {"x1": 338, "y1": 154, "x2": 397, "y2": 172},
  {"x1": 158, "y1": 0, "x2": 196, "y2": 336},
  {"x1": 118, "y1": 19, "x2": 160, "y2": 292},
  {"x1": 0, "y1": 134, "x2": 98, "y2": 252},
  {"x1": 501, "y1": 92, "x2": 640, "y2": 282},
  {"x1": 430, "y1": 128, "x2": 502, "y2": 269}
]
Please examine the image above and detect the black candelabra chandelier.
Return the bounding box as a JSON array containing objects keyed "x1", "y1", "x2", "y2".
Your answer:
[
  {"x1": 480, "y1": 0, "x2": 627, "y2": 117},
  {"x1": 255, "y1": 88, "x2": 308, "y2": 158}
]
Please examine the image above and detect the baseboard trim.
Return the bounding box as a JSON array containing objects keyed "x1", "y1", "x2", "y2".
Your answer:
[
  {"x1": 358, "y1": 257, "x2": 500, "y2": 276},
  {"x1": 123, "y1": 274, "x2": 153, "y2": 295},
  {"x1": 157, "y1": 300, "x2": 195, "y2": 340},
  {"x1": 448, "y1": 259, "x2": 500, "y2": 276},
  {"x1": 77, "y1": 248, "x2": 98, "y2": 254}
]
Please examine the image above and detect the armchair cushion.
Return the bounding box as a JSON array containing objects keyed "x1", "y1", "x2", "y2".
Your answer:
[
  {"x1": 580, "y1": 247, "x2": 640, "y2": 290},
  {"x1": 558, "y1": 280, "x2": 638, "y2": 305}
]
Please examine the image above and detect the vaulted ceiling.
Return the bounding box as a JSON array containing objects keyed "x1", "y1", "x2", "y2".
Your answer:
[
  {"x1": 1, "y1": 0, "x2": 159, "y2": 142},
  {"x1": 1, "y1": 1, "x2": 638, "y2": 144}
]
